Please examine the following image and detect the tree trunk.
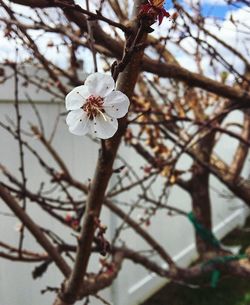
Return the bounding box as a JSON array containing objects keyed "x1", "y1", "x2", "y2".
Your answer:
[{"x1": 190, "y1": 132, "x2": 215, "y2": 256}]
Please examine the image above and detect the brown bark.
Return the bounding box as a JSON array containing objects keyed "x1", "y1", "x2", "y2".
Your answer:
[
  {"x1": 8, "y1": 0, "x2": 250, "y2": 105},
  {"x1": 190, "y1": 131, "x2": 215, "y2": 255},
  {"x1": 53, "y1": 2, "x2": 148, "y2": 305},
  {"x1": 0, "y1": 184, "x2": 71, "y2": 277}
]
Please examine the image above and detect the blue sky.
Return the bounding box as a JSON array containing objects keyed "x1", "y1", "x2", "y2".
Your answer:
[
  {"x1": 164, "y1": 0, "x2": 244, "y2": 19},
  {"x1": 201, "y1": 2, "x2": 244, "y2": 18}
]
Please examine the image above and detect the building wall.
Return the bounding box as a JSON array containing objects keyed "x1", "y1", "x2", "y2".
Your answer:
[{"x1": 0, "y1": 67, "x2": 249, "y2": 305}]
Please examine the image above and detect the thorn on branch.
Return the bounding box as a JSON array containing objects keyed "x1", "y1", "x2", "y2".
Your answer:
[
  {"x1": 32, "y1": 260, "x2": 52, "y2": 279},
  {"x1": 41, "y1": 285, "x2": 59, "y2": 295}
]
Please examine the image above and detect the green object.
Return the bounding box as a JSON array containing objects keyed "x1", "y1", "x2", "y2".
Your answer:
[
  {"x1": 187, "y1": 212, "x2": 220, "y2": 248},
  {"x1": 202, "y1": 254, "x2": 247, "y2": 288},
  {"x1": 211, "y1": 269, "x2": 221, "y2": 288},
  {"x1": 142, "y1": 216, "x2": 250, "y2": 305},
  {"x1": 204, "y1": 254, "x2": 247, "y2": 267}
]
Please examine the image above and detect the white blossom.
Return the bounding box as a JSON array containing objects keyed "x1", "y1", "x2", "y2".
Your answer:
[{"x1": 65, "y1": 72, "x2": 130, "y2": 139}]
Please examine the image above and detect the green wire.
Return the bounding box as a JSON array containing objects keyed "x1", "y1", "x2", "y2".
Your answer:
[
  {"x1": 202, "y1": 254, "x2": 248, "y2": 288},
  {"x1": 187, "y1": 212, "x2": 220, "y2": 248},
  {"x1": 187, "y1": 212, "x2": 248, "y2": 288}
]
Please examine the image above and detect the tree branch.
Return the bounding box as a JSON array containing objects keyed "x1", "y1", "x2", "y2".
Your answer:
[{"x1": 0, "y1": 184, "x2": 71, "y2": 277}]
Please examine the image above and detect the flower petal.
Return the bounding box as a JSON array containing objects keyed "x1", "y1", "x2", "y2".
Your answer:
[
  {"x1": 140, "y1": 3, "x2": 151, "y2": 13},
  {"x1": 66, "y1": 109, "x2": 82, "y2": 126},
  {"x1": 84, "y1": 73, "x2": 115, "y2": 97},
  {"x1": 158, "y1": 11, "x2": 164, "y2": 24},
  {"x1": 65, "y1": 85, "x2": 90, "y2": 110},
  {"x1": 90, "y1": 115, "x2": 118, "y2": 139},
  {"x1": 158, "y1": 8, "x2": 169, "y2": 24},
  {"x1": 103, "y1": 91, "x2": 130, "y2": 118},
  {"x1": 66, "y1": 109, "x2": 90, "y2": 136},
  {"x1": 153, "y1": 0, "x2": 164, "y2": 8}
]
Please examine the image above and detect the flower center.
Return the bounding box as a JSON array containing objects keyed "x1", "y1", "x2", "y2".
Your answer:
[{"x1": 82, "y1": 95, "x2": 107, "y2": 121}]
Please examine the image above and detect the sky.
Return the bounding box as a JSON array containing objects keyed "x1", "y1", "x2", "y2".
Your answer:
[
  {"x1": 164, "y1": 0, "x2": 245, "y2": 19},
  {"x1": 0, "y1": 0, "x2": 249, "y2": 76},
  {"x1": 157, "y1": 0, "x2": 250, "y2": 80}
]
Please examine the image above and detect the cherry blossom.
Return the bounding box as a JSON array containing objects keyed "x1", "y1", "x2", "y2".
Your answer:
[{"x1": 65, "y1": 73, "x2": 130, "y2": 139}]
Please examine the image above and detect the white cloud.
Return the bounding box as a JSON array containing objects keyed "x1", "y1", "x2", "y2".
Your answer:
[
  {"x1": 152, "y1": 5, "x2": 249, "y2": 81},
  {"x1": 202, "y1": 7, "x2": 250, "y2": 75},
  {"x1": 0, "y1": 1, "x2": 249, "y2": 80},
  {"x1": 183, "y1": 0, "x2": 228, "y2": 6}
]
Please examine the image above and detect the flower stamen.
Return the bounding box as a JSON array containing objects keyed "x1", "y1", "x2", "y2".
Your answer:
[
  {"x1": 82, "y1": 95, "x2": 105, "y2": 120},
  {"x1": 96, "y1": 108, "x2": 108, "y2": 121}
]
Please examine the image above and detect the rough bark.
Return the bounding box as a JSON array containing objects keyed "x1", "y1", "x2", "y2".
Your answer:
[
  {"x1": 53, "y1": 2, "x2": 148, "y2": 305},
  {"x1": 190, "y1": 132, "x2": 215, "y2": 256}
]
